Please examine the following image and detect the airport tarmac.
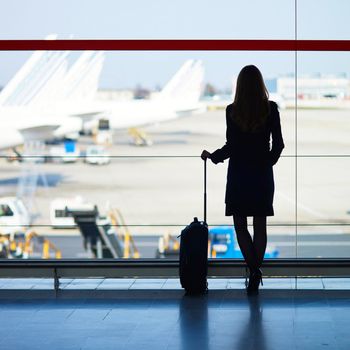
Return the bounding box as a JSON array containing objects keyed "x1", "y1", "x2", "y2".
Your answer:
[{"x1": 0, "y1": 108, "x2": 349, "y2": 258}]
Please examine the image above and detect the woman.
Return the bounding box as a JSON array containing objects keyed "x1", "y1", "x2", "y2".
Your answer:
[{"x1": 201, "y1": 65, "x2": 284, "y2": 294}]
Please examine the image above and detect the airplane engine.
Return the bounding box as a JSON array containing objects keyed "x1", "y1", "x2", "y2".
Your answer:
[{"x1": 53, "y1": 117, "x2": 83, "y2": 140}]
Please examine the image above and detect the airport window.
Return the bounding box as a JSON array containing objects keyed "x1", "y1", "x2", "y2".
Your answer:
[{"x1": 0, "y1": 0, "x2": 349, "y2": 263}]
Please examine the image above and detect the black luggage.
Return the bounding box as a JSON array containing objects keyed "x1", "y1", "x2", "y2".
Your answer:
[{"x1": 179, "y1": 159, "x2": 208, "y2": 294}]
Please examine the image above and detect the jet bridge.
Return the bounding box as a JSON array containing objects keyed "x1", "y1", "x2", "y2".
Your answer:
[{"x1": 65, "y1": 205, "x2": 124, "y2": 258}]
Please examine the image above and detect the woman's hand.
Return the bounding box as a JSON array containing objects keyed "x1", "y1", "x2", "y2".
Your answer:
[{"x1": 201, "y1": 150, "x2": 212, "y2": 161}]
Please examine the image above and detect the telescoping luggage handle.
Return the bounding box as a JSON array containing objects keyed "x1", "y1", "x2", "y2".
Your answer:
[{"x1": 204, "y1": 158, "x2": 207, "y2": 224}]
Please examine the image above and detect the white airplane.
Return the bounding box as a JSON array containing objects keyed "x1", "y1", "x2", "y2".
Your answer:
[
  {"x1": 0, "y1": 37, "x2": 204, "y2": 150},
  {"x1": 79, "y1": 59, "x2": 205, "y2": 132},
  {"x1": 0, "y1": 51, "x2": 69, "y2": 149},
  {"x1": 50, "y1": 50, "x2": 105, "y2": 138},
  {"x1": 0, "y1": 44, "x2": 103, "y2": 150}
]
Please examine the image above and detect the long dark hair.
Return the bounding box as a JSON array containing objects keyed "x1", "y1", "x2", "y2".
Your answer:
[{"x1": 232, "y1": 65, "x2": 270, "y2": 132}]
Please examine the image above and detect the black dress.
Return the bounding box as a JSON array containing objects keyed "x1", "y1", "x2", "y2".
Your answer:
[{"x1": 210, "y1": 101, "x2": 284, "y2": 217}]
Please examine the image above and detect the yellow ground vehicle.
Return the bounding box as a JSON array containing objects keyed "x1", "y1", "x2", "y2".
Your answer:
[{"x1": 0, "y1": 230, "x2": 61, "y2": 259}]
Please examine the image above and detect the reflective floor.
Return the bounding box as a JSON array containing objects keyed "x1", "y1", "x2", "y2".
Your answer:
[{"x1": 0, "y1": 279, "x2": 350, "y2": 349}]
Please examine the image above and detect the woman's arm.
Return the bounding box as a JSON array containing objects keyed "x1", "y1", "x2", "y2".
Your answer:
[
  {"x1": 209, "y1": 105, "x2": 233, "y2": 164},
  {"x1": 269, "y1": 102, "x2": 285, "y2": 165}
]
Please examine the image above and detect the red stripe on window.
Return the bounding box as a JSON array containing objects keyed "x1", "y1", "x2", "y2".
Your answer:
[{"x1": 0, "y1": 39, "x2": 350, "y2": 51}]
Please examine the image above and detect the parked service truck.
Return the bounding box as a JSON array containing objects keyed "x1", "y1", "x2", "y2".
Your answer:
[{"x1": 0, "y1": 197, "x2": 31, "y2": 234}]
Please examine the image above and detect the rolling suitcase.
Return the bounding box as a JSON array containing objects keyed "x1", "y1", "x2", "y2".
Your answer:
[{"x1": 179, "y1": 159, "x2": 208, "y2": 294}]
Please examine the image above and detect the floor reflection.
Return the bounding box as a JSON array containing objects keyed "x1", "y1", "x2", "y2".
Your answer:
[
  {"x1": 236, "y1": 296, "x2": 267, "y2": 350},
  {"x1": 178, "y1": 292, "x2": 267, "y2": 350},
  {"x1": 179, "y1": 294, "x2": 209, "y2": 350}
]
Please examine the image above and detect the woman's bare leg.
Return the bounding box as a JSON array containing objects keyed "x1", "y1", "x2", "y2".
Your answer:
[
  {"x1": 253, "y1": 216, "x2": 267, "y2": 268},
  {"x1": 233, "y1": 215, "x2": 258, "y2": 271}
]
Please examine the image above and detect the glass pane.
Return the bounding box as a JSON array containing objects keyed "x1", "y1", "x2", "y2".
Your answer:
[
  {"x1": 297, "y1": 52, "x2": 350, "y2": 156},
  {"x1": 298, "y1": 0, "x2": 350, "y2": 39},
  {"x1": 294, "y1": 225, "x2": 350, "y2": 258},
  {"x1": 298, "y1": 158, "x2": 350, "y2": 223},
  {"x1": 0, "y1": 50, "x2": 296, "y2": 260},
  {"x1": 0, "y1": 0, "x2": 294, "y2": 39},
  {"x1": 296, "y1": 51, "x2": 350, "y2": 258},
  {"x1": 297, "y1": 158, "x2": 350, "y2": 257}
]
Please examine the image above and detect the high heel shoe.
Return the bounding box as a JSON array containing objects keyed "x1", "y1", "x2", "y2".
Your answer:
[{"x1": 246, "y1": 269, "x2": 263, "y2": 295}]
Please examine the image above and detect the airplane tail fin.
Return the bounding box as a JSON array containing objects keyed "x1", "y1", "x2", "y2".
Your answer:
[
  {"x1": 158, "y1": 59, "x2": 204, "y2": 107},
  {"x1": 26, "y1": 51, "x2": 69, "y2": 107},
  {"x1": 0, "y1": 34, "x2": 70, "y2": 107},
  {"x1": 61, "y1": 51, "x2": 105, "y2": 102}
]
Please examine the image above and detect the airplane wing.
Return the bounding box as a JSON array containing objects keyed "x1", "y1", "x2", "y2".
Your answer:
[
  {"x1": 174, "y1": 105, "x2": 206, "y2": 116},
  {"x1": 70, "y1": 109, "x2": 107, "y2": 120},
  {"x1": 0, "y1": 124, "x2": 61, "y2": 151},
  {"x1": 19, "y1": 124, "x2": 61, "y2": 140}
]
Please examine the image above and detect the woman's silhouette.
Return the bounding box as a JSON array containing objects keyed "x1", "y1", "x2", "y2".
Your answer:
[{"x1": 201, "y1": 65, "x2": 284, "y2": 294}]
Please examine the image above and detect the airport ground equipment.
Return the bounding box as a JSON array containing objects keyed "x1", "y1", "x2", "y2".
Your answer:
[
  {"x1": 63, "y1": 140, "x2": 79, "y2": 163},
  {"x1": 0, "y1": 235, "x2": 10, "y2": 258},
  {"x1": 66, "y1": 205, "x2": 139, "y2": 259},
  {"x1": 50, "y1": 197, "x2": 90, "y2": 228},
  {"x1": 66, "y1": 205, "x2": 122, "y2": 258},
  {"x1": 23, "y1": 231, "x2": 62, "y2": 259},
  {"x1": 128, "y1": 128, "x2": 153, "y2": 146},
  {"x1": 208, "y1": 226, "x2": 279, "y2": 259},
  {"x1": 92, "y1": 119, "x2": 113, "y2": 145},
  {"x1": 0, "y1": 230, "x2": 61, "y2": 259},
  {"x1": 48, "y1": 141, "x2": 80, "y2": 163},
  {"x1": 84, "y1": 145, "x2": 110, "y2": 165},
  {"x1": 156, "y1": 226, "x2": 279, "y2": 259},
  {"x1": 0, "y1": 197, "x2": 31, "y2": 235},
  {"x1": 156, "y1": 233, "x2": 180, "y2": 258},
  {"x1": 108, "y1": 208, "x2": 140, "y2": 258}
]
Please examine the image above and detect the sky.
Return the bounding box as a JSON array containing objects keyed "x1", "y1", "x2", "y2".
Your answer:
[{"x1": 0, "y1": 0, "x2": 349, "y2": 89}]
